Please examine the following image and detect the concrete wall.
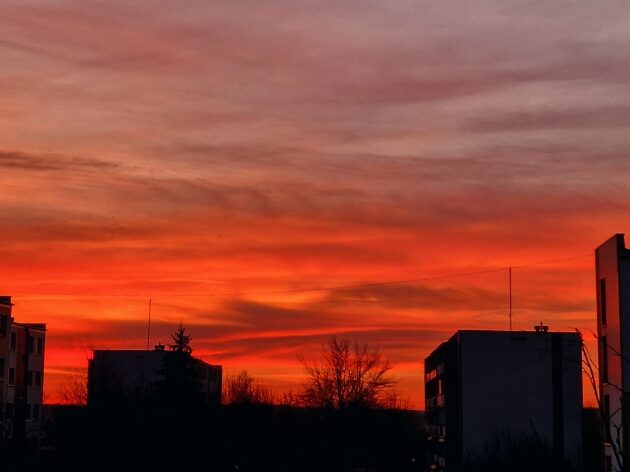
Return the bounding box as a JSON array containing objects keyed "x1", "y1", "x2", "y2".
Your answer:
[
  {"x1": 561, "y1": 334, "x2": 585, "y2": 462},
  {"x1": 458, "y1": 331, "x2": 582, "y2": 466}
]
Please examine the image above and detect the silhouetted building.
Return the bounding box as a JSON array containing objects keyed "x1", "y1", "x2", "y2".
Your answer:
[
  {"x1": 424, "y1": 329, "x2": 582, "y2": 471},
  {"x1": 583, "y1": 407, "x2": 605, "y2": 472},
  {"x1": 0, "y1": 296, "x2": 46, "y2": 446},
  {"x1": 87, "y1": 346, "x2": 222, "y2": 408},
  {"x1": 596, "y1": 234, "x2": 630, "y2": 472}
]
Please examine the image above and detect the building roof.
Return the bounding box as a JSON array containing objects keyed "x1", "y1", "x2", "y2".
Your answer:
[
  {"x1": 596, "y1": 233, "x2": 630, "y2": 256},
  {"x1": 12, "y1": 322, "x2": 47, "y2": 332},
  {"x1": 425, "y1": 329, "x2": 580, "y2": 362},
  {"x1": 91, "y1": 349, "x2": 221, "y2": 369},
  {"x1": 448, "y1": 329, "x2": 580, "y2": 342}
]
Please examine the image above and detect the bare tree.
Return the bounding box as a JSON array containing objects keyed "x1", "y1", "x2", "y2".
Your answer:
[
  {"x1": 278, "y1": 389, "x2": 303, "y2": 407},
  {"x1": 223, "y1": 370, "x2": 275, "y2": 405},
  {"x1": 300, "y1": 336, "x2": 396, "y2": 410},
  {"x1": 465, "y1": 430, "x2": 568, "y2": 472},
  {"x1": 578, "y1": 329, "x2": 626, "y2": 471},
  {"x1": 59, "y1": 370, "x2": 88, "y2": 405},
  {"x1": 381, "y1": 389, "x2": 411, "y2": 410}
]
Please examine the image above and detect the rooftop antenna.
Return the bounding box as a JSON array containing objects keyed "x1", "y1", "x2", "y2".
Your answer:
[
  {"x1": 146, "y1": 298, "x2": 152, "y2": 350},
  {"x1": 509, "y1": 267, "x2": 512, "y2": 331}
]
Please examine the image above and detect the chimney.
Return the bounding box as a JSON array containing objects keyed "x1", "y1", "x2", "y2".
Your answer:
[{"x1": 534, "y1": 322, "x2": 549, "y2": 333}]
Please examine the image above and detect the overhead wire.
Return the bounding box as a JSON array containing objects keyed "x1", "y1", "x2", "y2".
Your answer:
[{"x1": 4, "y1": 253, "x2": 593, "y2": 299}]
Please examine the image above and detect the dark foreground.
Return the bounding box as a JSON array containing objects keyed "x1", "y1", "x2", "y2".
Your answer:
[
  {"x1": 5, "y1": 404, "x2": 425, "y2": 471},
  {"x1": 2, "y1": 405, "x2": 603, "y2": 471}
]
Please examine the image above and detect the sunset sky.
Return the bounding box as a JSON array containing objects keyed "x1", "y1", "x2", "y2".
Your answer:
[{"x1": 2, "y1": 1, "x2": 630, "y2": 407}]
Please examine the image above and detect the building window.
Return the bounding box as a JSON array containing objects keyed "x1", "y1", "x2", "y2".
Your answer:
[
  {"x1": 27, "y1": 335, "x2": 34, "y2": 353},
  {"x1": 36, "y1": 337, "x2": 43, "y2": 354},
  {"x1": 33, "y1": 404, "x2": 40, "y2": 420},
  {"x1": 602, "y1": 336, "x2": 609, "y2": 383},
  {"x1": 0, "y1": 314, "x2": 6, "y2": 336},
  {"x1": 0, "y1": 357, "x2": 4, "y2": 379},
  {"x1": 35, "y1": 370, "x2": 42, "y2": 388},
  {"x1": 10, "y1": 332, "x2": 16, "y2": 349},
  {"x1": 26, "y1": 369, "x2": 33, "y2": 387},
  {"x1": 8, "y1": 367, "x2": 15, "y2": 385},
  {"x1": 601, "y1": 278, "x2": 607, "y2": 326},
  {"x1": 6, "y1": 403, "x2": 13, "y2": 418}
]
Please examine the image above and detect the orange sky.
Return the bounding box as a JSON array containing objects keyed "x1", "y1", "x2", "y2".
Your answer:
[{"x1": 2, "y1": 1, "x2": 630, "y2": 408}]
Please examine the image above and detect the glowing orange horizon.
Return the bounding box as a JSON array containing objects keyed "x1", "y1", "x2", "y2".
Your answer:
[{"x1": 8, "y1": 250, "x2": 602, "y2": 408}]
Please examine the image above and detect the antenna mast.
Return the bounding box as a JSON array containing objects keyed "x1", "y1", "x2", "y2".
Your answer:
[
  {"x1": 509, "y1": 267, "x2": 512, "y2": 331},
  {"x1": 146, "y1": 298, "x2": 152, "y2": 350}
]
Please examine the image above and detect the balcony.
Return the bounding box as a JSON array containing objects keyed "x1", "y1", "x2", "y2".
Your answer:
[{"x1": 426, "y1": 394, "x2": 445, "y2": 410}]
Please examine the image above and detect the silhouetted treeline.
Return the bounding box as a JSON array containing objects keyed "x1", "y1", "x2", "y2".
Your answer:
[
  {"x1": 1, "y1": 403, "x2": 604, "y2": 471},
  {"x1": 24, "y1": 403, "x2": 424, "y2": 472}
]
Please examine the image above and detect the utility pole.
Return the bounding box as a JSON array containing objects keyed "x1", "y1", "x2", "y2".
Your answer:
[
  {"x1": 146, "y1": 298, "x2": 152, "y2": 350},
  {"x1": 509, "y1": 267, "x2": 512, "y2": 331}
]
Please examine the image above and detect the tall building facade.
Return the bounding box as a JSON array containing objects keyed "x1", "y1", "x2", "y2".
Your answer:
[
  {"x1": 596, "y1": 234, "x2": 630, "y2": 472},
  {"x1": 424, "y1": 330, "x2": 582, "y2": 471},
  {"x1": 0, "y1": 296, "x2": 46, "y2": 445}
]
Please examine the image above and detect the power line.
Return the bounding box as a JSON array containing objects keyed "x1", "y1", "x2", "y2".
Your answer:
[
  {"x1": 4, "y1": 253, "x2": 592, "y2": 299},
  {"x1": 510, "y1": 253, "x2": 592, "y2": 269}
]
